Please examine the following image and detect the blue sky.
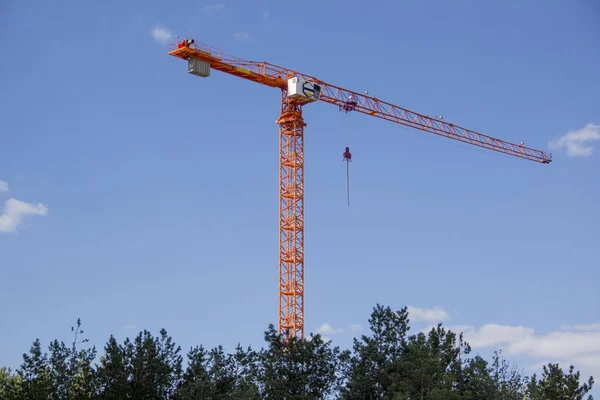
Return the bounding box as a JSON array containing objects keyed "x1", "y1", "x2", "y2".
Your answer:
[{"x1": 1, "y1": 0, "x2": 599, "y2": 392}]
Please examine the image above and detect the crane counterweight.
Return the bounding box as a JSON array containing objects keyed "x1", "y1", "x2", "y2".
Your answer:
[{"x1": 188, "y1": 58, "x2": 210, "y2": 77}]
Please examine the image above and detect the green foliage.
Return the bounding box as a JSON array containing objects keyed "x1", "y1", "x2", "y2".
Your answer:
[
  {"x1": 255, "y1": 324, "x2": 344, "y2": 399},
  {"x1": 96, "y1": 328, "x2": 183, "y2": 399},
  {"x1": 526, "y1": 363, "x2": 594, "y2": 400},
  {"x1": 0, "y1": 307, "x2": 595, "y2": 400},
  {"x1": 4, "y1": 319, "x2": 98, "y2": 400},
  {"x1": 174, "y1": 343, "x2": 260, "y2": 399},
  {"x1": 0, "y1": 367, "x2": 23, "y2": 400},
  {"x1": 18, "y1": 338, "x2": 53, "y2": 399},
  {"x1": 341, "y1": 304, "x2": 411, "y2": 399},
  {"x1": 341, "y1": 305, "x2": 478, "y2": 400}
]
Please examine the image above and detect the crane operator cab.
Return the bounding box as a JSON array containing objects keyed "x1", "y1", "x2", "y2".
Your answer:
[{"x1": 287, "y1": 77, "x2": 321, "y2": 104}]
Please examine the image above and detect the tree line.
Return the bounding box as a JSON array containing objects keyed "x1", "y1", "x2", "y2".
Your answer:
[{"x1": 0, "y1": 304, "x2": 594, "y2": 399}]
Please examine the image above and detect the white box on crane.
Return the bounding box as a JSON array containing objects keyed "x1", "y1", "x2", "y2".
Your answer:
[{"x1": 287, "y1": 77, "x2": 321, "y2": 104}]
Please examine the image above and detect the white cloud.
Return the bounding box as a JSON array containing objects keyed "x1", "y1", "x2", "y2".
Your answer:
[
  {"x1": 444, "y1": 321, "x2": 600, "y2": 384},
  {"x1": 316, "y1": 323, "x2": 344, "y2": 336},
  {"x1": 548, "y1": 122, "x2": 600, "y2": 157},
  {"x1": 407, "y1": 306, "x2": 450, "y2": 323},
  {"x1": 315, "y1": 322, "x2": 361, "y2": 341},
  {"x1": 233, "y1": 32, "x2": 250, "y2": 41},
  {"x1": 445, "y1": 322, "x2": 600, "y2": 359},
  {"x1": 414, "y1": 306, "x2": 600, "y2": 381},
  {"x1": 507, "y1": 329, "x2": 600, "y2": 359},
  {"x1": 0, "y1": 180, "x2": 9, "y2": 192},
  {"x1": 569, "y1": 353, "x2": 600, "y2": 375},
  {"x1": 0, "y1": 198, "x2": 48, "y2": 233},
  {"x1": 450, "y1": 324, "x2": 534, "y2": 348},
  {"x1": 151, "y1": 25, "x2": 173, "y2": 44},
  {"x1": 202, "y1": 4, "x2": 225, "y2": 12},
  {"x1": 326, "y1": 304, "x2": 599, "y2": 383}
]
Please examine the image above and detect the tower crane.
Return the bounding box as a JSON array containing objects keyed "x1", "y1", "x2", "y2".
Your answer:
[{"x1": 168, "y1": 38, "x2": 552, "y2": 340}]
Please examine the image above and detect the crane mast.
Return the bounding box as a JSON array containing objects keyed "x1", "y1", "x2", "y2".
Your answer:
[
  {"x1": 168, "y1": 38, "x2": 551, "y2": 340},
  {"x1": 277, "y1": 90, "x2": 305, "y2": 338}
]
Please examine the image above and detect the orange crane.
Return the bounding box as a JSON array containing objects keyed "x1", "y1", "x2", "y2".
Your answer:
[{"x1": 168, "y1": 38, "x2": 552, "y2": 340}]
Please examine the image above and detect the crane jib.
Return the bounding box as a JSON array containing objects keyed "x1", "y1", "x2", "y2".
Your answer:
[{"x1": 169, "y1": 42, "x2": 551, "y2": 164}]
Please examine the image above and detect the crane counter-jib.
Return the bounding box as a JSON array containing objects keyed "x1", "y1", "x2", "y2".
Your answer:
[{"x1": 169, "y1": 46, "x2": 288, "y2": 89}]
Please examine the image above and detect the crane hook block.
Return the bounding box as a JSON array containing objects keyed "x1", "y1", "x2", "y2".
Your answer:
[
  {"x1": 340, "y1": 94, "x2": 358, "y2": 112},
  {"x1": 343, "y1": 146, "x2": 352, "y2": 161}
]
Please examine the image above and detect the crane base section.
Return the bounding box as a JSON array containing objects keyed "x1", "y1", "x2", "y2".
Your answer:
[{"x1": 188, "y1": 58, "x2": 210, "y2": 77}]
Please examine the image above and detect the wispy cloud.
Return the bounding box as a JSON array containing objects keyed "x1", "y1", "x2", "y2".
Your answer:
[
  {"x1": 315, "y1": 322, "x2": 362, "y2": 342},
  {"x1": 261, "y1": 10, "x2": 270, "y2": 21},
  {"x1": 0, "y1": 180, "x2": 9, "y2": 192},
  {"x1": 0, "y1": 198, "x2": 48, "y2": 233},
  {"x1": 316, "y1": 323, "x2": 344, "y2": 336},
  {"x1": 548, "y1": 122, "x2": 600, "y2": 157},
  {"x1": 559, "y1": 323, "x2": 600, "y2": 332},
  {"x1": 233, "y1": 32, "x2": 250, "y2": 41},
  {"x1": 202, "y1": 4, "x2": 225, "y2": 12},
  {"x1": 151, "y1": 25, "x2": 173, "y2": 44},
  {"x1": 407, "y1": 306, "x2": 450, "y2": 323}
]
